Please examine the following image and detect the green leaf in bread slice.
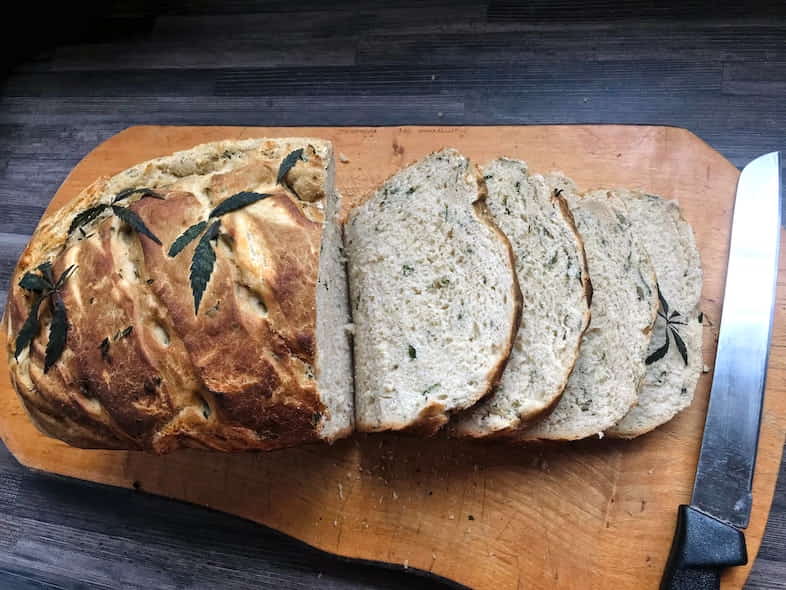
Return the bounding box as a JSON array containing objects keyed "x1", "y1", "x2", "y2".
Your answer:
[{"x1": 670, "y1": 326, "x2": 689, "y2": 366}]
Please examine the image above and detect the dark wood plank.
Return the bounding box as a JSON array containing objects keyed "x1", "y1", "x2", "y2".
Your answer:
[{"x1": 0, "y1": 2, "x2": 784, "y2": 588}]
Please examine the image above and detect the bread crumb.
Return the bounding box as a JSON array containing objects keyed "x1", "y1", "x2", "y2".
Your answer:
[
  {"x1": 379, "y1": 496, "x2": 384, "y2": 504},
  {"x1": 333, "y1": 519, "x2": 338, "y2": 527},
  {"x1": 392, "y1": 490, "x2": 399, "y2": 500},
  {"x1": 338, "y1": 483, "x2": 344, "y2": 501},
  {"x1": 703, "y1": 364, "x2": 710, "y2": 373},
  {"x1": 403, "y1": 560, "x2": 409, "y2": 569},
  {"x1": 338, "y1": 152, "x2": 350, "y2": 163},
  {"x1": 432, "y1": 552, "x2": 437, "y2": 560},
  {"x1": 448, "y1": 513, "x2": 455, "y2": 520},
  {"x1": 597, "y1": 431, "x2": 604, "y2": 439},
  {"x1": 648, "y1": 468, "x2": 655, "y2": 475}
]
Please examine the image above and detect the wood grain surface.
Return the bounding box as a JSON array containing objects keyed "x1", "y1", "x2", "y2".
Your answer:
[
  {"x1": 1, "y1": 124, "x2": 784, "y2": 590},
  {"x1": 1, "y1": 3, "x2": 785, "y2": 589}
]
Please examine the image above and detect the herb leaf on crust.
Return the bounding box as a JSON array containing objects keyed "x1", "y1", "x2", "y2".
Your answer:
[
  {"x1": 111, "y1": 205, "x2": 162, "y2": 245},
  {"x1": 112, "y1": 187, "x2": 165, "y2": 204},
  {"x1": 19, "y1": 272, "x2": 51, "y2": 292},
  {"x1": 68, "y1": 204, "x2": 109, "y2": 235},
  {"x1": 169, "y1": 221, "x2": 208, "y2": 257},
  {"x1": 209, "y1": 192, "x2": 271, "y2": 218},
  {"x1": 14, "y1": 295, "x2": 43, "y2": 359},
  {"x1": 55, "y1": 265, "x2": 77, "y2": 289},
  {"x1": 277, "y1": 148, "x2": 305, "y2": 185},
  {"x1": 99, "y1": 337, "x2": 110, "y2": 362},
  {"x1": 189, "y1": 220, "x2": 220, "y2": 313},
  {"x1": 44, "y1": 295, "x2": 68, "y2": 373}
]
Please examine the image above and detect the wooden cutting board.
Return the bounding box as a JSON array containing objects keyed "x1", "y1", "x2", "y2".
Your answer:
[{"x1": 1, "y1": 125, "x2": 784, "y2": 590}]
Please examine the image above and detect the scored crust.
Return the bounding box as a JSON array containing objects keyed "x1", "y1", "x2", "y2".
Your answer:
[{"x1": 5, "y1": 137, "x2": 348, "y2": 453}]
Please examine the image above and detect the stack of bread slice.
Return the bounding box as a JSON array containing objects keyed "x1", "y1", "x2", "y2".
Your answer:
[{"x1": 347, "y1": 149, "x2": 703, "y2": 441}]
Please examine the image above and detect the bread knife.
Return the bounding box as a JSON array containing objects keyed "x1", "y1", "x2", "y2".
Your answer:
[{"x1": 660, "y1": 151, "x2": 782, "y2": 590}]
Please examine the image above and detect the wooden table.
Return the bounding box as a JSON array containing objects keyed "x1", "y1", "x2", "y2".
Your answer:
[{"x1": 0, "y1": 2, "x2": 784, "y2": 589}]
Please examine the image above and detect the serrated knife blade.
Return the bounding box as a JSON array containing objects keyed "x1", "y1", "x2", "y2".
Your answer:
[{"x1": 661, "y1": 151, "x2": 781, "y2": 590}]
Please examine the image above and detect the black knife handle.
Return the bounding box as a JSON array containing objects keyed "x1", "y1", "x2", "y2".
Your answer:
[{"x1": 660, "y1": 505, "x2": 747, "y2": 590}]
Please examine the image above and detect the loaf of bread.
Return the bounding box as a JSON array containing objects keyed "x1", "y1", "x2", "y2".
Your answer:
[
  {"x1": 345, "y1": 149, "x2": 522, "y2": 435},
  {"x1": 5, "y1": 138, "x2": 354, "y2": 453},
  {"x1": 452, "y1": 159, "x2": 591, "y2": 438},
  {"x1": 6, "y1": 137, "x2": 705, "y2": 453}
]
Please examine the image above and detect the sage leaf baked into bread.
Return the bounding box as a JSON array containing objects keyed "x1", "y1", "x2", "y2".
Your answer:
[
  {"x1": 345, "y1": 149, "x2": 522, "y2": 435},
  {"x1": 5, "y1": 138, "x2": 354, "y2": 453},
  {"x1": 515, "y1": 177, "x2": 659, "y2": 441},
  {"x1": 606, "y1": 192, "x2": 703, "y2": 438},
  {"x1": 452, "y1": 159, "x2": 591, "y2": 438}
]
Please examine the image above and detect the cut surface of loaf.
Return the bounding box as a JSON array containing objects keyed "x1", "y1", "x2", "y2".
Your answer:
[
  {"x1": 515, "y1": 176, "x2": 659, "y2": 441},
  {"x1": 5, "y1": 137, "x2": 354, "y2": 453},
  {"x1": 607, "y1": 192, "x2": 703, "y2": 438},
  {"x1": 345, "y1": 149, "x2": 522, "y2": 435},
  {"x1": 452, "y1": 159, "x2": 591, "y2": 438}
]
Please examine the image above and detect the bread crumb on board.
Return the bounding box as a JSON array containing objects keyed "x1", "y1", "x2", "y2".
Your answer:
[{"x1": 338, "y1": 152, "x2": 350, "y2": 163}]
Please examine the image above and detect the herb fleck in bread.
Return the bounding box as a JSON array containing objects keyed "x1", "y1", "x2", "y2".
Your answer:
[
  {"x1": 515, "y1": 177, "x2": 659, "y2": 441},
  {"x1": 607, "y1": 192, "x2": 703, "y2": 438},
  {"x1": 452, "y1": 159, "x2": 591, "y2": 438},
  {"x1": 345, "y1": 149, "x2": 522, "y2": 435}
]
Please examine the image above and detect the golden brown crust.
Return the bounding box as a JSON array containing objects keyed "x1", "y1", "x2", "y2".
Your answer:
[{"x1": 6, "y1": 138, "x2": 339, "y2": 453}]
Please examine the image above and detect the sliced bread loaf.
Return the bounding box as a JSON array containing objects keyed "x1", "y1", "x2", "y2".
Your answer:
[
  {"x1": 345, "y1": 149, "x2": 522, "y2": 435},
  {"x1": 606, "y1": 192, "x2": 703, "y2": 438},
  {"x1": 452, "y1": 159, "x2": 591, "y2": 438},
  {"x1": 515, "y1": 177, "x2": 659, "y2": 441}
]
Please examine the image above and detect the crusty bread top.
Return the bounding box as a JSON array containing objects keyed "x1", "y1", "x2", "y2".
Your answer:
[{"x1": 6, "y1": 138, "x2": 341, "y2": 453}]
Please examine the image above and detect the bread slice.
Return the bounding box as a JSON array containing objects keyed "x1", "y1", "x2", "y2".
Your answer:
[
  {"x1": 607, "y1": 192, "x2": 703, "y2": 438},
  {"x1": 515, "y1": 177, "x2": 659, "y2": 441},
  {"x1": 345, "y1": 149, "x2": 522, "y2": 435},
  {"x1": 452, "y1": 159, "x2": 591, "y2": 438}
]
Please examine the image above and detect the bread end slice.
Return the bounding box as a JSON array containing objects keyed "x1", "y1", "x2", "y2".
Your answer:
[{"x1": 606, "y1": 192, "x2": 703, "y2": 438}]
